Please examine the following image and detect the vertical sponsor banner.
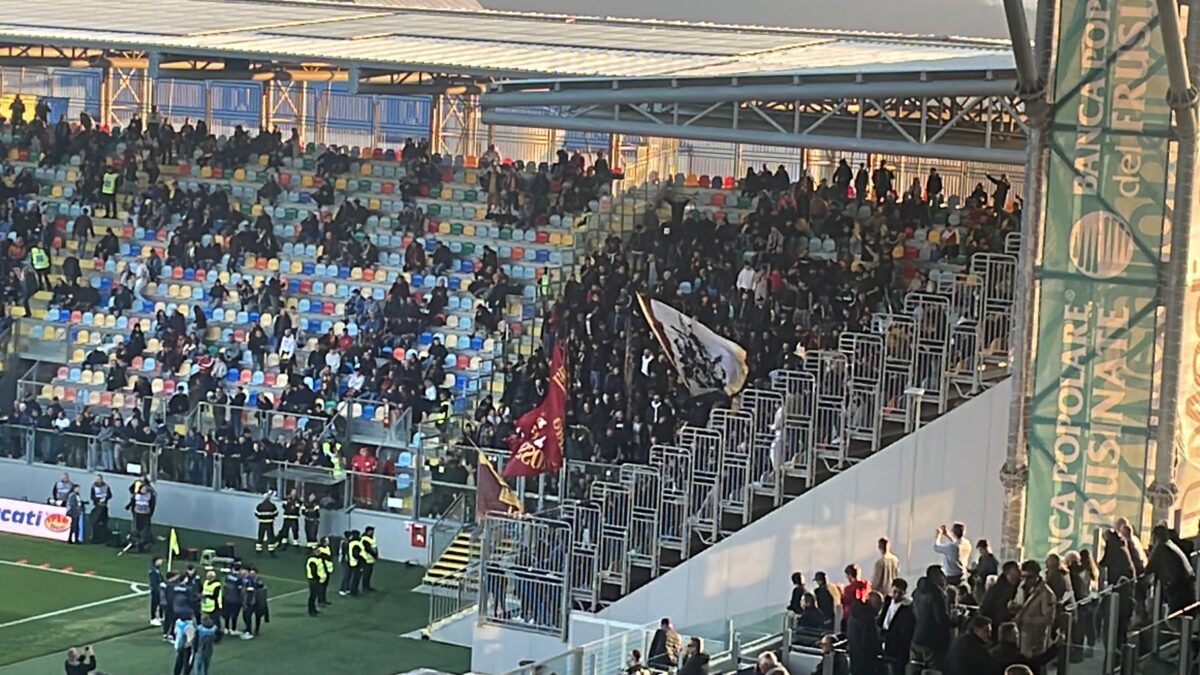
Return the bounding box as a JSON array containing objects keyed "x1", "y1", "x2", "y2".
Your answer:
[
  {"x1": 1023, "y1": 0, "x2": 1171, "y2": 557},
  {"x1": 1174, "y1": 173, "x2": 1200, "y2": 537}
]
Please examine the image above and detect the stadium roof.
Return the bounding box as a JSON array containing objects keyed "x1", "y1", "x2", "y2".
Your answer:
[{"x1": 0, "y1": 0, "x2": 1016, "y2": 79}]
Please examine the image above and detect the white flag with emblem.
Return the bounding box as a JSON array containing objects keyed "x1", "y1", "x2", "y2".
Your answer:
[{"x1": 637, "y1": 293, "x2": 749, "y2": 397}]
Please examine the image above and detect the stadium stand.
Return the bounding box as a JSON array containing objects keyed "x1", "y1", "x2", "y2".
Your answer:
[
  {"x1": 469, "y1": 159, "x2": 1023, "y2": 633},
  {"x1": 0, "y1": 109, "x2": 612, "y2": 512}
]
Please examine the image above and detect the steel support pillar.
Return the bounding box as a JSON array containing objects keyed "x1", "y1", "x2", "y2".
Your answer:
[
  {"x1": 140, "y1": 68, "x2": 152, "y2": 121},
  {"x1": 429, "y1": 94, "x2": 443, "y2": 155},
  {"x1": 261, "y1": 83, "x2": 272, "y2": 131},
  {"x1": 1149, "y1": 0, "x2": 1200, "y2": 526},
  {"x1": 299, "y1": 81, "x2": 309, "y2": 145},
  {"x1": 1001, "y1": 0, "x2": 1055, "y2": 561},
  {"x1": 99, "y1": 66, "x2": 112, "y2": 129}
]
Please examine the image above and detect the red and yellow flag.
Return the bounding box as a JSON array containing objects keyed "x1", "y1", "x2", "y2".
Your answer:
[{"x1": 503, "y1": 342, "x2": 567, "y2": 478}]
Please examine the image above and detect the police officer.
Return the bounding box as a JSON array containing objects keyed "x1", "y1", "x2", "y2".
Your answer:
[
  {"x1": 254, "y1": 493, "x2": 278, "y2": 557},
  {"x1": 317, "y1": 537, "x2": 334, "y2": 606},
  {"x1": 221, "y1": 565, "x2": 245, "y2": 633},
  {"x1": 280, "y1": 489, "x2": 301, "y2": 551},
  {"x1": 360, "y1": 526, "x2": 378, "y2": 592},
  {"x1": 200, "y1": 570, "x2": 222, "y2": 619},
  {"x1": 302, "y1": 493, "x2": 321, "y2": 549},
  {"x1": 89, "y1": 475, "x2": 112, "y2": 544},
  {"x1": 306, "y1": 548, "x2": 326, "y2": 617}
]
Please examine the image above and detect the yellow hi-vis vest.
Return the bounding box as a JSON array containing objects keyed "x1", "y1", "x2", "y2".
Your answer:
[
  {"x1": 30, "y1": 247, "x2": 49, "y2": 270},
  {"x1": 306, "y1": 555, "x2": 327, "y2": 583},
  {"x1": 318, "y1": 544, "x2": 334, "y2": 574},
  {"x1": 360, "y1": 534, "x2": 376, "y2": 565},
  {"x1": 347, "y1": 539, "x2": 363, "y2": 567},
  {"x1": 101, "y1": 172, "x2": 118, "y2": 195},
  {"x1": 201, "y1": 579, "x2": 222, "y2": 614}
]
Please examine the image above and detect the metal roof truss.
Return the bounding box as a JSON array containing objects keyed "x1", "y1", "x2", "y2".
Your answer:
[{"x1": 481, "y1": 72, "x2": 1030, "y2": 165}]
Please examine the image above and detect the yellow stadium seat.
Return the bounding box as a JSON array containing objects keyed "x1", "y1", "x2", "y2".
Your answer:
[
  {"x1": 302, "y1": 175, "x2": 314, "y2": 188},
  {"x1": 234, "y1": 168, "x2": 246, "y2": 181},
  {"x1": 359, "y1": 162, "x2": 371, "y2": 176},
  {"x1": 251, "y1": 203, "x2": 263, "y2": 217},
  {"x1": 335, "y1": 178, "x2": 348, "y2": 190},
  {"x1": 200, "y1": 166, "x2": 212, "y2": 179}
]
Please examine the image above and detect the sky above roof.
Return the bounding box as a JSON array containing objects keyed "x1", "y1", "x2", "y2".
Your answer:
[{"x1": 484, "y1": 0, "x2": 1033, "y2": 40}]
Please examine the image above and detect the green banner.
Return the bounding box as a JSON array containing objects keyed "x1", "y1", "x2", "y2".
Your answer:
[{"x1": 1023, "y1": 0, "x2": 1170, "y2": 557}]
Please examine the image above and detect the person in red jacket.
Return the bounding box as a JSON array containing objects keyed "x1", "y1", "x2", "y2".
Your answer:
[
  {"x1": 349, "y1": 446, "x2": 378, "y2": 507},
  {"x1": 841, "y1": 563, "x2": 871, "y2": 630}
]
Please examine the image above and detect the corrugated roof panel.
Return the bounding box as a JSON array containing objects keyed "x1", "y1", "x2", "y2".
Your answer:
[{"x1": 0, "y1": 0, "x2": 1016, "y2": 79}]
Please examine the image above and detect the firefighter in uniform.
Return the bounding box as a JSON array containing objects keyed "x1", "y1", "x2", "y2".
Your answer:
[
  {"x1": 302, "y1": 493, "x2": 321, "y2": 549},
  {"x1": 254, "y1": 493, "x2": 278, "y2": 556},
  {"x1": 305, "y1": 549, "x2": 326, "y2": 616},
  {"x1": 360, "y1": 526, "x2": 378, "y2": 592},
  {"x1": 200, "y1": 570, "x2": 223, "y2": 619},
  {"x1": 280, "y1": 489, "x2": 301, "y2": 550},
  {"x1": 317, "y1": 537, "x2": 334, "y2": 606}
]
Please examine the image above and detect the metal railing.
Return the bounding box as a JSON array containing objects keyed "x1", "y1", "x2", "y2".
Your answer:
[{"x1": 427, "y1": 526, "x2": 482, "y2": 629}]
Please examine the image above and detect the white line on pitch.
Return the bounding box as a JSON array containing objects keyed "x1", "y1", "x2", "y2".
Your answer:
[
  {"x1": 0, "y1": 590, "x2": 147, "y2": 629},
  {"x1": 0, "y1": 559, "x2": 143, "y2": 586}
]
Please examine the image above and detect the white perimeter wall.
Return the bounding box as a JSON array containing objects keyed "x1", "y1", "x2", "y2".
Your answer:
[
  {"x1": 597, "y1": 378, "x2": 1011, "y2": 628},
  {"x1": 470, "y1": 379, "x2": 1012, "y2": 672},
  {"x1": 0, "y1": 460, "x2": 435, "y2": 564}
]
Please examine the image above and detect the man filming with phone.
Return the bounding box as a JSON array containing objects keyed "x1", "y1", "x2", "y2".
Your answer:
[{"x1": 64, "y1": 645, "x2": 97, "y2": 674}]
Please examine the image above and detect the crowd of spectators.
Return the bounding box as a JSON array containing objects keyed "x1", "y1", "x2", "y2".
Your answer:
[
  {"x1": 0, "y1": 104, "x2": 613, "y2": 512},
  {"x1": 639, "y1": 518, "x2": 1195, "y2": 675},
  {"x1": 466, "y1": 157, "x2": 1021, "y2": 491}
]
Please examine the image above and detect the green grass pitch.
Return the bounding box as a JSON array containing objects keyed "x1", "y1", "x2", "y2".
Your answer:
[{"x1": 0, "y1": 525, "x2": 470, "y2": 674}]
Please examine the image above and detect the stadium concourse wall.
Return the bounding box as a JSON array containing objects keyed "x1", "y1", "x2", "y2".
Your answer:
[
  {"x1": 470, "y1": 379, "x2": 1011, "y2": 673},
  {"x1": 0, "y1": 460, "x2": 433, "y2": 564}
]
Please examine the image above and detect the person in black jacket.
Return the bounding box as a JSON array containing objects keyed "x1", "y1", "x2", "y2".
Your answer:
[
  {"x1": 63, "y1": 646, "x2": 97, "y2": 675},
  {"x1": 788, "y1": 572, "x2": 808, "y2": 614},
  {"x1": 980, "y1": 561, "x2": 1021, "y2": 637},
  {"x1": 815, "y1": 571, "x2": 843, "y2": 630},
  {"x1": 990, "y1": 622, "x2": 1059, "y2": 675},
  {"x1": 910, "y1": 566, "x2": 951, "y2": 670},
  {"x1": 945, "y1": 615, "x2": 1001, "y2": 675},
  {"x1": 847, "y1": 592, "x2": 883, "y2": 675},
  {"x1": 1148, "y1": 524, "x2": 1197, "y2": 613},
  {"x1": 879, "y1": 579, "x2": 916, "y2": 675}
]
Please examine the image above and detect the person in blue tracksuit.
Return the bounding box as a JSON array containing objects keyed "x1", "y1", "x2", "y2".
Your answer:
[{"x1": 192, "y1": 614, "x2": 222, "y2": 675}]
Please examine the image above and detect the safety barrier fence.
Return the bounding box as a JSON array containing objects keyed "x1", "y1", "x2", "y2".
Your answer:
[
  {"x1": 478, "y1": 242, "x2": 1021, "y2": 637},
  {"x1": 0, "y1": 423, "x2": 478, "y2": 522},
  {"x1": 500, "y1": 561, "x2": 1200, "y2": 675}
]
